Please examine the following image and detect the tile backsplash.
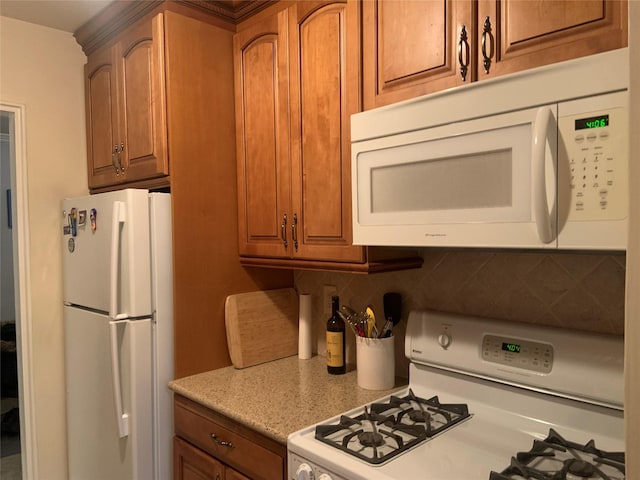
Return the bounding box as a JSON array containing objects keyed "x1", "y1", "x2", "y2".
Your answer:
[{"x1": 294, "y1": 249, "x2": 625, "y2": 377}]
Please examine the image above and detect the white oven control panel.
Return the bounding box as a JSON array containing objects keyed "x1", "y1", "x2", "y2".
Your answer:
[
  {"x1": 406, "y1": 310, "x2": 624, "y2": 408},
  {"x1": 289, "y1": 453, "x2": 347, "y2": 480},
  {"x1": 482, "y1": 335, "x2": 553, "y2": 373}
]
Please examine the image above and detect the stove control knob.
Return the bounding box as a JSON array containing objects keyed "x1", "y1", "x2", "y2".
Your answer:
[
  {"x1": 318, "y1": 474, "x2": 333, "y2": 480},
  {"x1": 438, "y1": 333, "x2": 452, "y2": 349},
  {"x1": 295, "y1": 463, "x2": 315, "y2": 480}
]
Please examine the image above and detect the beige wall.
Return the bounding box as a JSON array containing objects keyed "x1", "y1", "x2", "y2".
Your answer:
[
  {"x1": 626, "y1": 5, "x2": 639, "y2": 477},
  {"x1": 0, "y1": 16, "x2": 88, "y2": 479}
]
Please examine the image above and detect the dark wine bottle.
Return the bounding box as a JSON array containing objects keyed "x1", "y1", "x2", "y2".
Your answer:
[{"x1": 326, "y1": 295, "x2": 346, "y2": 375}]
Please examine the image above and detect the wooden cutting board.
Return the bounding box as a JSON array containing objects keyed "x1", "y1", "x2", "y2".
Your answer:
[{"x1": 225, "y1": 288, "x2": 299, "y2": 369}]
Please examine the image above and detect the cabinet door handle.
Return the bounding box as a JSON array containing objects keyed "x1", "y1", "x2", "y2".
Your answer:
[
  {"x1": 457, "y1": 25, "x2": 469, "y2": 81},
  {"x1": 117, "y1": 142, "x2": 125, "y2": 173},
  {"x1": 210, "y1": 433, "x2": 234, "y2": 448},
  {"x1": 481, "y1": 16, "x2": 493, "y2": 74},
  {"x1": 112, "y1": 145, "x2": 120, "y2": 175},
  {"x1": 291, "y1": 213, "x2": 299, "y2": 251},
  {"x1": 281, "y1": 213, "x2": 288, "y2": 249}
]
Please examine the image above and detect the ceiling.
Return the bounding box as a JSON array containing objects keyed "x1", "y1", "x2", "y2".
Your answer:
[{"x1": 0, "y1": 0, "x2": 113, "y2": 33}]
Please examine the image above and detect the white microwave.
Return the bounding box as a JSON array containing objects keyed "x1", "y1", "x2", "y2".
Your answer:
[{"x1": 351, "y1": 49, "x2": 629, "y2": 250}]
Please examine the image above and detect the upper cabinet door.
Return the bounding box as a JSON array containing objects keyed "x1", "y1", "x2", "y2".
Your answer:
[
  {"x1": 85, "y1": 13, "x2": 169, "y2": 191},
  {"x1": 362, "y1": 0, "x2": 627, "y2": 110},
  {"x1": 234, "y1": 9, "x2": 292, "y2": 258},
  {"x1": 85, "y1": 45, "x2": 120, "y2": 188},
  {"x1": 289, "y1": 0, "x2": 364, "y2": 263},
  {"x1": 116, "y1": 14, "x2": 168, "y2": 182},
  {"x1": 476, "y1": 0, "x2": 628, "y2": 79},
  {"x1": 363, "y1": 0, "x2": 475, "y2": 110}
]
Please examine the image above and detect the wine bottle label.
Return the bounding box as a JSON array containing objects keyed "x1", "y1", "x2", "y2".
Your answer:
[{"x1": 326, "y1": 331, "x2": 344, "y2": 367}]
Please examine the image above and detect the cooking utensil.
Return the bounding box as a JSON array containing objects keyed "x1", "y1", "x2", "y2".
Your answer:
[
  {"x1": 365, "y1": 306, "x2": 377, "y2": 337},
  {"x1": 340, "y1": 305, "x2": 377, "y2": 337},
  {"x1": 381, "y1": 292, "x2": 402, "y2": 337}
]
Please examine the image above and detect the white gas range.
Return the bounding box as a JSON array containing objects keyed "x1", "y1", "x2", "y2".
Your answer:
[{"x1": 287, "y1": 310, "x2": 625, "y2": 480}]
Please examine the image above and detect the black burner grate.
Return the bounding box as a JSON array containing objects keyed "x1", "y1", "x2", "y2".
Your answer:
[
  {"x1": 314, "y1": 389, "x2": 471, "y2": 465},
  {"x1": 489, "y1": 428, "x2": 626, "y2": 480}
]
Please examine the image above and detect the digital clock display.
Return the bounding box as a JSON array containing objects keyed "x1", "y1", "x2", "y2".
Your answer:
[
  {"x1": 575, "y1": 114, "x2": 609, "y2": 130},
  {"x1": 502, "y1": 342, "x2": 521, "y2": 353}
]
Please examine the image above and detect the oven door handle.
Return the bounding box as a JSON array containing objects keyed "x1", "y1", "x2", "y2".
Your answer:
[{"x1": 532, "y1": 106, "x2": 556, "y2": 244}]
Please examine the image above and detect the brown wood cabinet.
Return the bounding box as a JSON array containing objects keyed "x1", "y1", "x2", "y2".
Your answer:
[
  {"x1": 174, "y1": 437, "x2": 251, "y2": 480},
  {"x1": 77, "y1": 2, "x2": 294, "y2": 379},
  {"x1": 174, "y1": 437, "x2": 226, "y2": 480},
  {"x1": 174, "y1": 395, "x2": 285, "y2": 480},
  {"x1": 234, "y1": 0, "x2": 423, "y2": 272},
  {"x1": 85, "y1": 13, "x2": 168, "y2": 191},
  {"x1": 362, "y1": 0, "x2": 474, "y2": 109},
  {"x1": 235, "y1": 0, "x2": 362, "y2": 264},
  {"x1": 363, "y1": 0, "x2": 628, "y2": 109}
]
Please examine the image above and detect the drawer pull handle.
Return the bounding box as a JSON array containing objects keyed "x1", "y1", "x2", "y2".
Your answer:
[{"x1": 210, "y1": 433, "x2": 234, "y2": 448}]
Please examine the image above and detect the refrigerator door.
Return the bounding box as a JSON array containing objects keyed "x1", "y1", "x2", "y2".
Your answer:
[
  {"x1": 62, "y1": 189, "x2": 151, "y2": 317},
  {"x1": 64, "y1": 306, "x2": 152, "y2": 480},
  {"x1": 149, "y1": 192, "x2": 174, "y2": 480}
]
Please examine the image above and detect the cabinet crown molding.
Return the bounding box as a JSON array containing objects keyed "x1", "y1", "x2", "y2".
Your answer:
[{"x1": 74, "y1": 0, "x2": 272, "y2": 55}]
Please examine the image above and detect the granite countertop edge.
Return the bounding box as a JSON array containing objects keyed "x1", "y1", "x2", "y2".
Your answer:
[{"x1": 169, "y1": 355, "x2": 407, "y2": 444}]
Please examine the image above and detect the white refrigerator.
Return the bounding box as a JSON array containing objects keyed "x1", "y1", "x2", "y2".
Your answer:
[{"x1": 62, "y1": 189, "x2": 173, "y2": 480}]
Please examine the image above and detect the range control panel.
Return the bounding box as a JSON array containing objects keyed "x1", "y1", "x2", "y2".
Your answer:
[{"x1": 482, "y1": 335, "x2": 553, "y2": 374}]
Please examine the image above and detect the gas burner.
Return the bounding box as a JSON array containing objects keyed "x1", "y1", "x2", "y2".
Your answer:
[
  {"x1": 371, "y1": 389, "x2": 471, "y2": 436},
  {"x1": 314, "y1": 390, "x2": 471, "y2": 465},
  {"x1": 489, "y1": 428, "x2": 626, "y2": 480},
  {"x1": 358, "y1": 431, "x2": 384, "y2": 448}
]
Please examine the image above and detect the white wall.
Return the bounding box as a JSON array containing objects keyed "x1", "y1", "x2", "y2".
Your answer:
[{"x1": 0, "y1": 16, "x2": 88, "y2": 479}]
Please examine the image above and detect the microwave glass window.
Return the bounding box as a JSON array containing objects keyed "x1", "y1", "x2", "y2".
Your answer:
[{"x1": 371, "y1": 149, "x2": 513, "y2": 213}]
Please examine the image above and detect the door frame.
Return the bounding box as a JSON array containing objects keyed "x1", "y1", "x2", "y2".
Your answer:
[{"x1": 1, "y1": 102, "x2": 38, "y2": 479}]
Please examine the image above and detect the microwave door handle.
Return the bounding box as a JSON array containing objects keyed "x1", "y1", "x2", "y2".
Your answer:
[{"x1": 533, "y1": 106, "x2": 555, "y2": 244}]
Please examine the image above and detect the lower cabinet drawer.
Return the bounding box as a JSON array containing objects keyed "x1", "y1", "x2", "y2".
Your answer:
[{"x1": 174, "y1": 396, "x2": 285, "y2": 480}]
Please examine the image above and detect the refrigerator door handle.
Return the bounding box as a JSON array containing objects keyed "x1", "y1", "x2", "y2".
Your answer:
[
  {"x1": 109, "y1": 320, "x2": 129, "y2": 438},
  {"x1": 110, "y1": 201, "x2": 128, "y2": 320}
]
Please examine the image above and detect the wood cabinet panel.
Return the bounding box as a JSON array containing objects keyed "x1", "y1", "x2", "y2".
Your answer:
[
  {"x1": 117, "y1": 14, "x2": 168, "y2": 182},
  {"x1": 174, "y1": 436, "x2": 225, "y2": 480},
  {"x1": 85, "y1": 46, "x2": 119, "y2": 187},
  {"x1": 235, "y1": 1, "x2": 423, "y2": 271},
  {"x1": 504, "y1": 1, "x2": 604, "y2": 43},
  {"x1": 175, "y1": 396, "x2": 286, "y2": 480},
  {"x1": 163, "y1": 10, "x2": 293, "y2": 379},
  {"x1": 379, "y1": 1, "x2": 447, "y2": 82},
  {"x1": 225, "y1": 469, "x2": 250, "y2": 480},
  {"x1": 363, "y1": 0, "x2": 474, "y2": 109},
  {"x1": 80, "y1": 0, "x2": 294, "y2": 382},
  {"x1": 85, "y1": 13, "x2": 168, "y2": 190},
  {"x1": 235, "y1": 9, "x2": 291, "y2": 258},
  {"x1": 364, "y1": 0, "x2": 627, "y2": 109},
  {"x1": 477, "y1": 0, "x2": 627, "y2": 79},
  {"x1": 289, "y1": 0, "x2": 364, "y2": 262}
]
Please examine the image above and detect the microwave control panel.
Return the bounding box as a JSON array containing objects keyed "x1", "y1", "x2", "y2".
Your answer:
[
  {"x1": 558, "y1": 95, "x2": 628, "y2": 222},
  {"x1": 482, "y1": 335, "x2": 553, "y2": 374}
]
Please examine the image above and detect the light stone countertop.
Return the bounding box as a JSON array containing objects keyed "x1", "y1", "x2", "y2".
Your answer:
[{"x1": 169, "y1": 355, "x2": 407, "y2": 445}]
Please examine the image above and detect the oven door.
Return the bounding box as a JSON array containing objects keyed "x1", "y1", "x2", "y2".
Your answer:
[{"x1": 351, "y1": 105, "x2": 558, "y2": 249}]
